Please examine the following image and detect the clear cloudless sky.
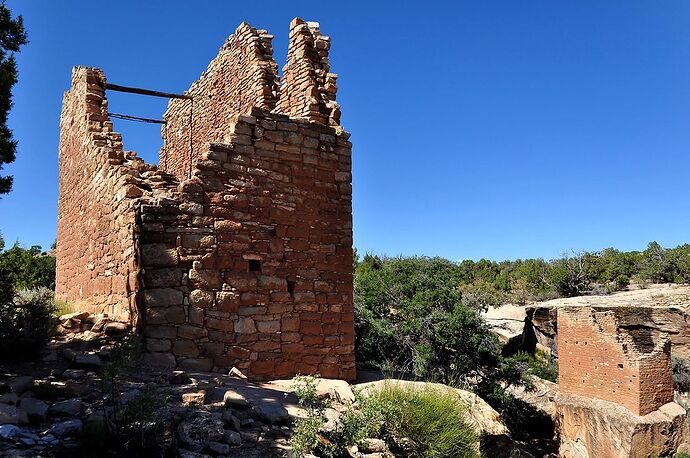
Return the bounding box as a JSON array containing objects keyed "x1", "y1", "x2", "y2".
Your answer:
[{"x1": 0, "y1": 1, "x2": 689, "y2": 262}]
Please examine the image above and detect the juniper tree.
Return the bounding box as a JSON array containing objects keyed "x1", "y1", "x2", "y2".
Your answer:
[{"x1": 0, "y1": 5, "x2": 27, "y2": 196}]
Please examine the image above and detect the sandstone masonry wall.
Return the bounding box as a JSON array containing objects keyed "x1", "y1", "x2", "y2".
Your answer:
[
  {"x1": 139, "y1": 109, "x2": 354, "y2": 379},
  {"x1": 56, "y1": 68, "x2": 152, "y2": 321},
  {"x1": 558, "y1": 306, "x2": 674, "y2": 416},
  {"x1": 56, "y1": 19, "x2": 355, "y2": 381},
  {"x1": 160, "y1": 22, "x2": 280, "y2": 181}
]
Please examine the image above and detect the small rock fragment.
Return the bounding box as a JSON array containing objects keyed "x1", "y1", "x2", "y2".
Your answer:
[
  {"x1": 19, "y1": 398, "x2": 49, "y2": 423},
  {"x1": 50, "y1": 399, "x2": 83, "y2": 416},
  {"x1": 0, "y1": 424, "x2": 20, "y2": 439},
  {"x1": 223, "y1": 389, "x2": 248, "y2": 408},
  {"x1": 182, "y1": 391, "x2": 206, "y2": 406},
  {"x1": 49, "y1": 419, "x2": 83, "y2": 438}
]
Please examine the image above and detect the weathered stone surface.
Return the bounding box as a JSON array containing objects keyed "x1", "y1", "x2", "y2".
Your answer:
[
  {"x1": 8, "y1": 376, "x2": 34, "y2": 395},
  {"x1": 251, "y1": 402, "x2": 290, "y2": 425},
  {"x1": 177, "y1": 411, "x2": 225, "y2": 452},
  {"x1": 49, "y1": 419, "x2": 83, "y2": 438},
  {"x1": 50, "y1": 399, "x2": 83, "y2": 416},
  {"x1": 19, "y1": 399, "x2": 48, "y2": 423},
  {"x1": 182, "y1": 391, "x2": 205, "y2": 406},
  {"x1": 222, "y1": 389, "x2": 249, "y2": 408},
  {"x1": 143, "y1": 288, "x2": 183, "y2": 308},
  {"x1": 0, "y1": 404, "x2": 28, "y2": 425},
  {"x1": 556, "y1": 392, "x2": 689, "y2": 458},
  {"x1": 73, "y1": 354, "x2": 102, "y2": 370}
]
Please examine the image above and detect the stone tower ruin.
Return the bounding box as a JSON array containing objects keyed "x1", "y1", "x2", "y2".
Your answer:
[{"x1": 55, "y1": 19, "x2": 355, "y2": 380}]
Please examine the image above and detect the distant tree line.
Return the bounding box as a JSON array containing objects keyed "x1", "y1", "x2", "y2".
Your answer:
[
  {"x1": 380, "y1": 241, "x2": 690, "y2": 309},
  {"x1": 0, "y1": 234, "x2": 55, "y2": 304}
]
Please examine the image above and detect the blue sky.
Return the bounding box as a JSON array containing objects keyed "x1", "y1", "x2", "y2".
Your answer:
[{"x1": 0, "y1": 1, "x2": 689, "y2": 261}]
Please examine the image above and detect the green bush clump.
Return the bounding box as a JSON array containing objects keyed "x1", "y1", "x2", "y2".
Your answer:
[
  {"x1": 354, "y1": 255, "x2": 526, "y2": 388},
  {"x1": 672, "y1": 356, "x2": 690, "y2": 393},
  {"x1": 290, "y1": 376, "x2": 479, "y2": 458},
  {"x1": 510, "y1": 350, "x2": 558, "y2": 383},
  {"x1": 368, "y1": 382, "x2": 479, "y2": 458},
  {"x1": 0, "y1": 287, "x2": 57, "y2": 362}
]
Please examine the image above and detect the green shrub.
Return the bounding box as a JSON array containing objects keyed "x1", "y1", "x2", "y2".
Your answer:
[
  {"x1": 614, "y1": 274, "x2": 631, "y2": 290},
  {"x1": 510, "y1": 350, "x2": 558, "y2": 383},
  {"x1": 290, "y1": 378, "x2": 479, "y2": 458},
  {"x1": 354, "y1": 256, "x2": 524, "y2": 389},
  {"x1": 673, "y1": 356, "x2": 690, "y2": 393},
  {"x1": 369, "y1": 382, "x2": 479, "y2": 458},
  {"x1": 0, "y1": 287, "x2": 57, "y2": 362}
]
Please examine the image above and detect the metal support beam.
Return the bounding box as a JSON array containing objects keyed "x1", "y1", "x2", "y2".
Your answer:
[
  {"x1": 110, "y1": 113, "x2": 166, "y2": 124},
  {"x1": 105, "y1": 83, "x2": 192, "y2": 100}
]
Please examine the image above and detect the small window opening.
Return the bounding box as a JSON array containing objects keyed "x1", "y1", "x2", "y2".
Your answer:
[
  {"x1": 287, "y1": 279, "x2": 295, "y2": 297},
  {"x1": 248, "y1": 260, "x2": 262, "y2": 272}
]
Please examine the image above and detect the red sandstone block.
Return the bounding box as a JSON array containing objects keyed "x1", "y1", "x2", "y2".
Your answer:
[
  {"x1": 229, "y1": 346, "x2": 251, "y2": 359},
  {"x1": 303, "y1": 335, "x2": 324, "y2": 345},
  {"x1": 300, "y1": 321, "x2": 322, "y2": 335},
  {"x1": 295, "y1": 362, "x2": 318, "y2": 374},
  {"x1": 250, "y1": 360, "x2": 276, "y2": 376},
  {"x1": 206, "y1": 318, "x2": 234, "y2": 332},
  {"x1": 322, "y1": 324, "x2": 339, "y2": 335},
  {"x1": 318, "y1": 364, "x2": 340, "y2": 379},
  {"x1": 275, "y1": 361, "x2": 296, "y2": 376},
  {"x1": 341, "y1": 333, "x2": 355, "y2": 345},
  {"x1": 282, "y1": 343, "x2": 305, "y2": 354}
]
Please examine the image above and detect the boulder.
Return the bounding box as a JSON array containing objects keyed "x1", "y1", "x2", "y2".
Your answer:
[
  {"x1": 222, "y1": 389, "x2": 249, "y2": 408},
  {"x1": 182, "y1": 391, "x2": 206, "y2": 406},
  {"x1": 50, "y1": 399, "x2": 83, "y2": 416},
  {"x1": 0, "y1": 424, "x2": 20, "y2": 439},
  {"x1": 169, "y1": 371, "x2": 191, "y2": 385},
  {"x1": 251, "y1": 402, "x2": 290, "y2": 425},
  {"x1": 207, "y1": 441, "x2": 230, "y2": 454},
  {"x1": 73, "y1": 354, "x2": 102, "y2": 370},
  {"x1": 0, "y1": 404, "x2": 28, "y2": 425},
  {"x1": 224, "y1": 430, "x2": 242, "y2": 445},
  {"x1": 8, "y1": 376, "x2": 34, "y2": 395},
  {"x1": 19, "y1": 398, "x2": 48, "y2": 423},
  {"x1": 0, "y1": 393, "x2": 20, "y2": 405},
  {"x1": 49, "y1": 419, "x2": 83, "y2": 438},
  {"x1": 315, "y1": 379, "x2": 355, "y2": 404},
  {"x1": 104, "y1": 321, "x2": 129, "y2": 335},
  {"x1": 61, "y1": 369, "x2": 85, "y2": 380},
  {"x1": 59, "y1": 311, "x2": 89, "y2": 322}
]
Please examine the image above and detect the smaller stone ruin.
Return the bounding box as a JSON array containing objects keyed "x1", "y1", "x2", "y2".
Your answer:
[{"x1": 556, "y1": 306, "x2": 688, "y2": 457}]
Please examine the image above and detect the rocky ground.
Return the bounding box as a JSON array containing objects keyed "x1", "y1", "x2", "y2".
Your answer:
[
  {"x1": 0, "y1": 312, "x2": 527, "y2": 458},
  {"x1": 0, "y1": 311, "x2": 312, "y2": 457}
]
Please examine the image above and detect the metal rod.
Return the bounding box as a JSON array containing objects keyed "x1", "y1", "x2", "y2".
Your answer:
[
  {"x1": 105, "y1": 82, "x2": 193, "y2": 100},
  {"x1": 110, "y1": 113, "x2": 166, "y2": 124}
]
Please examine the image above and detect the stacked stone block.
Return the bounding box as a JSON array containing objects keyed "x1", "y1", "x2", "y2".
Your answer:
[
  {"x1": 55, "y1": 19, "x2": 355, "y2": 380},
  {"x1": 558, "y1": 306, "x2": 674, "y2": 416},
  {"x1": 278, "y1": 18, "x2": 340, "y2": 126}
]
